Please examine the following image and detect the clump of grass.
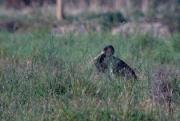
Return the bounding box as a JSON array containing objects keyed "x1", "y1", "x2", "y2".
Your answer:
[{"x1": 150, "y1": 65, "x2": 178, "y2": 113}]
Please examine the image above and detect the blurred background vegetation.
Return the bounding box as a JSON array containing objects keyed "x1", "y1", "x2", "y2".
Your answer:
[
  {"x1": 0, "y1": 0, "x2": 179, "y2": 121},
  {"x1": 0, "y1": 0, "x2": 179, "y2": 33}
]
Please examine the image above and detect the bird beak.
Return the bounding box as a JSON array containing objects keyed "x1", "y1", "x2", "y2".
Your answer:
[
  {"x1": 93, "y1": 51, "x2": 104, "y2": 61},
  {"x1": 89, "y1": 51, "x2": 104, "y2": 65}
]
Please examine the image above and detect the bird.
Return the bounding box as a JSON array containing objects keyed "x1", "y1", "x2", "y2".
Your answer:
[{"x1": 93, "y1": 45, "x2": 137, "y2": 80}]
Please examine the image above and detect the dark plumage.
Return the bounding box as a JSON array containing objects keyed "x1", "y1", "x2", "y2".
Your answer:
[{"x1": 94, "y1": 45, "x2": 137, "y2": 80}]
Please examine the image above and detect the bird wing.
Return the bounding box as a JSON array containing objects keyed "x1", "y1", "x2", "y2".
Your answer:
[{"x1": 112, "y1": 56, "x2": 137, "y2": 79}]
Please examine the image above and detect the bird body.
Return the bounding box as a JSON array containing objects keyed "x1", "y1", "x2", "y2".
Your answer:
[{"x1": 111, "y1": 56, "x2": 137, "y2": 79}]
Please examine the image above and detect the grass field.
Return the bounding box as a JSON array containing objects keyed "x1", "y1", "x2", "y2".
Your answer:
[{"x1": 0, "y1": 27, "x2": 180, "y2": 121}]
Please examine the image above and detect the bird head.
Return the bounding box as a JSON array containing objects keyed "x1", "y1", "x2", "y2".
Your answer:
[
  {"x1": 103, "y1": 45, "x2": 115, "y2": 57},
  {"x1": 92, "y1": 45, "x2": 115, "y2": 63}
]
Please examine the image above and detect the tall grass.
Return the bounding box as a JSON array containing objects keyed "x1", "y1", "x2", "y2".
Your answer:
[{"x1": 0, "y1": 30, "x2": 179, "y2": 121}]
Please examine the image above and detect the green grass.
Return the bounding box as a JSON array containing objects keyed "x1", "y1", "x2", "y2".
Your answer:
[{"x1": 0, "y1": 29, "x2": 180, "y2": 121}]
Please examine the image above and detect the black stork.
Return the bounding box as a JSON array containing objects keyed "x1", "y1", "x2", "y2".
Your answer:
[{"x1": 94, "y1": 45, "x2": 137, "y2": 80}]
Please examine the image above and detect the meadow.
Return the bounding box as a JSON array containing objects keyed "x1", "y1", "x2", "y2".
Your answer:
[
  {"x1": 0, "y1": 29, "x2": 179, "y2": 121},
  {"x1": 0, "y1": 10, "x2": 180, "y2": 120}
]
